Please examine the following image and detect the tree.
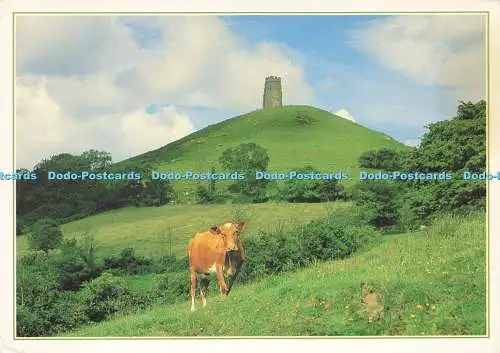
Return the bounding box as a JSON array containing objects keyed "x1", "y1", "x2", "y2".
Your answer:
[
  {"x1": 80, "y1": 149, "x2": 112, "y2": 171},
  {"x1": 27, "y1": 218, "x2": 63, "y2": 252},
  {"x1": 396, "y1": 100, "x2": 487, "y2": 228},
  {"x1": 352, "y1": 181, "x2": 400, "y2": 228},
  {"x1": 279, "y1": 165, "x2": 344, "y2": 203},
  {"x1": 358, "y1": 148, "x2": 402, "y2": 170},
  {"x1": 219, "y1": 142, "x2": 270, "y2": 198}
]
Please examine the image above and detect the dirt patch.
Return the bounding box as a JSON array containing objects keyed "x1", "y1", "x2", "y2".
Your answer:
[{"x1": 360, "y1": 282, "x2": 385, "y2": 322}]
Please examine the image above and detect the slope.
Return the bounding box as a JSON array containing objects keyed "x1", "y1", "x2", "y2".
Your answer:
[
  {"x1": 64, "y1": 211, "x2": 486, "y2": 337},
  {"x1": 117, "y1": 106, "x2": 409, "y2": 183}
]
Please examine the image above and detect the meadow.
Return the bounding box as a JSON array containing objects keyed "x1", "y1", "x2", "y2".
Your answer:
[
  {"x1": 62, "y1": 210, "x2": 486, "y2": 337},
  {"x1": 16, "y1": 202, "x2": 342, "y2": 260}
]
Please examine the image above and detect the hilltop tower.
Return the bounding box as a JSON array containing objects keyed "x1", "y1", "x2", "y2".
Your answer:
[{"x1": 262, "y1": 76, "x2": 283, "y2": 108}]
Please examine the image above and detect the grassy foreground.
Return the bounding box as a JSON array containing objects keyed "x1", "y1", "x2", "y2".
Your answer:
[{"x1": 63, "y1": 211, "x2": 486, "y2": 337}]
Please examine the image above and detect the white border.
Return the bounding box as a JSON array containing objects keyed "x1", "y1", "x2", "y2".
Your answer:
[{"x1": 1, "y1": 0, "x2": 498, "y2": 353}]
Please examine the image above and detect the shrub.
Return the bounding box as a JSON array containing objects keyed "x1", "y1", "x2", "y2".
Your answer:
[
  {"x1": 103, "y1": 248, "x2": 153, "y2": 275},
  {"x1": 16, "y1": 250, "x2": 89, "y2": 337},
  {"x1": 196, "y1": 185, "x2": 214, "y2": 204},
  {"x1": 299, "y1": 218, "x2": 376, "y2": 261},
  {"x1": 352, "y1": 181, "x2": 400, "y2": 228},
  {"x1": 80, "y1": 272, "x2": 131, "y2": 322},
  {"x1": 152, "y1": 271, "x2": 190, "y2": 303},
  {"x1": 358, "y1": 148, "x2": 401, "y2": 170},
  {"x1": 279, "y1": 166, "x2": 344, "y2": 203},
  {"x1": 238, "y1": 210, "x2": 380, "y2": 283},
  {"x1": 154, "y1": 254, "x2": 178, "y2": 273},
  {"x1": 52, "y1": 239, "x2": 102, "y2": 291},
  {"x1": 27, "y1": 218, "x2": 63, "y2": 251}
]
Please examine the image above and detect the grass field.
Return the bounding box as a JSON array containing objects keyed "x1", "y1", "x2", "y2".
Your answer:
[
  {"x1": 62, "y1": 211, "x2": 486, "y2": 337},
  {"x1": 16, "y1": 202, "x2": 348, "y2": 260},
  {"x1": 116, "y1": 106, "x2": 410, "y2": 193}
]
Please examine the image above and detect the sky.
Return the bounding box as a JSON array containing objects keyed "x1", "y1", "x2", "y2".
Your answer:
[{"x1": 15, "y1": 14, "x2": 487, "y2": 169}]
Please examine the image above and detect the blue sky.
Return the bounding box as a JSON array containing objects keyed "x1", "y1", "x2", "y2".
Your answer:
[{"x1": 15, "y1": 14, "x2": 486, "y2": 168}]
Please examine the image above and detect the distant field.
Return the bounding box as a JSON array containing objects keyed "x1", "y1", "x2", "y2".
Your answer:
[
  {"x1": 16, "y1": 202, "x2": 347, "y2": 260},
  {"x1": 64, "y1": 211, "x2": 486, "y2": 337},
  {"x1": 117, "y1": 106, "x2": 410, "y2": 193}
]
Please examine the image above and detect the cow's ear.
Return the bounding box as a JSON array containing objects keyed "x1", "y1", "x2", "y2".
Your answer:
[
  {"x1": 237, "y1": 222, "x2": 247, "y2": 232},
  {"x1": 209, "y1": 226, "x2": 221, "y2": 235}
]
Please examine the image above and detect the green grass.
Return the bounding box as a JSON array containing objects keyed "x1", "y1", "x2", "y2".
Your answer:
[
  {"x1": 116, "y1": 106, "x2": 410, "y2": 193},
  {"x1": 62, "y1": 211, "x2": 486, "y2": 337},
  {"x1": 17, "y1": 202, "x2": 345, "y2": 260},
  {"x1": 125, "y1": 274, "x2": 156, "y2": 293}
]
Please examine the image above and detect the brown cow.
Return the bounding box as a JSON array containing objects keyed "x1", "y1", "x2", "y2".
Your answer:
[{"x1": 187, "y1": 220, "x2": 247, "y2": 312}]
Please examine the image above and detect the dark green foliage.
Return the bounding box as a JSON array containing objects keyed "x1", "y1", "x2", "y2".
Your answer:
[
  {"x1": 52, "y1": 239, "x2": 102, "y2": 291},
  {"x1": 16, "y1": 217, "x2": 29, "y2": 236},
  {"x1": 153, "y1": 254, "x2": 187, "y2": 273},
  {"x1": 196, "y1": 185, "x2": 214, "y2": 204},
  {"x1": 137, "y1": 179, "x2": 174, "y2": 206},
  {"x1": 279, "y1": 166, "x2": 344, "y2": 202},
  {"x1": 300, "y1": 219, "x2": 369, "y2": 261},
  {"x1": 219, "y1": 142, "x2": 270, "y2": 198},
  {"x1": 103, "y1": 248, "x2": 153, "y2": 275},
  {"x1": 354, "y1": 100, "x2": 486, "y2": 230},
  {"x1": 16, "y1": 150, "x2": 176, "y2": 231},
  {"x1": 396, "y1": 100, "x2": 486, "y2": 228},
  {"x1": 295, "y1": 113, "x2": 316, "y2": 126},
  {"x1": 16, "y1": 251, "x2": 89, "y2": 337},
  {"x1": 238, "y1": 212, "x2": 380, "y2": 283},
  {"x1": 80, "y1": 272, "x2": 131, "y2": 322},
  {"x1": 27, "y1": 218, "x2": 63, "y2": 251},
  {"x1": 352, "y1": 181, "x2": 400, "y2": 228},
  {"x1": 358, "y1": 148, "x2": 401, "y2": 170},
  {"x1": 152, "y1": 272, "x2": 191, "y2": 303}
]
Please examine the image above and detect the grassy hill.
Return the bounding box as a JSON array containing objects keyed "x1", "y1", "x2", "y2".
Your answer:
[
  {"x1": 62, "y1": 211, "x2": 486, "y2": 337},
  {"x1": 116, "y1": 106, "x2": 410, "y2": 192},
  {"x1": 16, "y1": 202, "x2": 346, "y2": 261}
]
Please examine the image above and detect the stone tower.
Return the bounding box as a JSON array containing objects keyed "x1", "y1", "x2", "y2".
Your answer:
[{"x1": 262, "y1": 76, "x2": 283, "y2": 108}]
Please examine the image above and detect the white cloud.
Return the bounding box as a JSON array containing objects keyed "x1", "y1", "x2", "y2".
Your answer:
[
  {"x1": 348, "y1": 14, "x2": 486, "y2": 102},
  {"x1": 15, "y1": 78, "x2": 194, "y2": 169},
  {"x1": 15, "y1": 15, "x2": 314, "y2": 168},
  {"x1": 114, "y1": 16, "x2": 314, "y2": 110}
]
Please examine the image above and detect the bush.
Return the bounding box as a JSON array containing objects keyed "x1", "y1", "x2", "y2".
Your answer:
[
  {"x1": 27, "y1": 218, "x2": 63, "y2": 251},
  {"x1": 352, "y1": 181, "x2": 400, "y2": 228},
  {"x1": 16, "y1": 250, "x2": 89, "y2": 337},
  {"x1": 52, "y1": 239, "x2": 102, "y2": 291},
  {"x1": 196, "y1": 185, "x2": 214, "y2": 204},
  {"x1": 16, "y1": 217, "x2": 30, "y2": 236},
  {"x1": 80, "y1": 272, "x2": 131, "y2": 322},
  {"x1": 238, "y1": 210, "x2": 380, "y2": 283},
  {"x1": 152, "y1": 271, "x2": 190, "y2": 303},
  {"x1": 279, "y1": 166, "x2": 344, "y2": 203},
  {"x1": 154, "y1": 254, "x2": 180, "y2": 273},
  {"x1": 103, "y1": 248, "x2": 153, "y2": 275},
  {"x1": 299, "y1": 219, "x2": 376, "y2": 261},
  {"x1": 358, "y1": 148, "x2": 401, "y2": 170}
]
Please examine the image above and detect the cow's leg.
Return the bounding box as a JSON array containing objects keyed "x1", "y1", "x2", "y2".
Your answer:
[
  {"x1": 216, "y1": 265, "x2": 229, "y2": 296},
  {"x1": 200, "y1": 278, "x2": 209, "y2": 308},
  {"x1": 190, "y1": 267, "x2": 197, "y2": 312}
]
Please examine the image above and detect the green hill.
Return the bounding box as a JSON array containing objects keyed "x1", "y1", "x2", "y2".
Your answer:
[{"x1": 117, "y1": 106, "x2": 409, "y2": 190}]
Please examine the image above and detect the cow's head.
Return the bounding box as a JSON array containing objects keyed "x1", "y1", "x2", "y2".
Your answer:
[{"x1": 219, "y1": 220, "x2": 247, "y2": 251}]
